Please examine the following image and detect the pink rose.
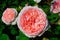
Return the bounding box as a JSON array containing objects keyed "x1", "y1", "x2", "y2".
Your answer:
[
  {"x1": 2, "y1": 8, "x2": 17, "y2": 25},
  {"x1": 17, "y1": 6, "x2": 48, "y2": 38},
  {"x1": 50, "y1": 0, "x2": 60, "y2": 13}
]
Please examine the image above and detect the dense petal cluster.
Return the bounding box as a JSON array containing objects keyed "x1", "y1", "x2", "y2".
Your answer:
[
  {"x1": 2, "y1": 8, "x2": 17, "y2": 25},
  {"x1": 17, "y1": 6, "x2": 48, "y2": 38}
]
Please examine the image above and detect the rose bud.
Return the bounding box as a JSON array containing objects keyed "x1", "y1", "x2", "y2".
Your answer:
[
  {"x1": 17, "y1": 6, "x2": 49, "y2": 38},
  {"x1": 2, "y1": 8, "x2": 17, "y2": 25}
]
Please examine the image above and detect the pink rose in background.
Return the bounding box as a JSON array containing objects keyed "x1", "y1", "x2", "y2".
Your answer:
[
  {"x1": 50, "y1": 0, "x2": 60, "y2": 13},
  {"x1": 2, "y1": 8, "x2": 17, "y2": 25}
]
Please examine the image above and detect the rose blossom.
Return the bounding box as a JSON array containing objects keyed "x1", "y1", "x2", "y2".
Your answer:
[
  {"x1": 2, "y1": 8, "x2": 17, "y2": 25},
  {"x1": 17, "y1": 6, "x2": 48, "y2": 38},
  {"x1": 50, "y1": 0, "x2": 60, "y2": 13}
]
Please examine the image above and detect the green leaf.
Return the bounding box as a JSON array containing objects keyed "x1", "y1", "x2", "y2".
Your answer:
[
  {"x1": 56, "y1": 25, "x2": 60, "y2": 31},
  {"x1": 42, "y1": 37, "x2": 49, "y2": 40},
  {"x1": 12, "y1": 1, "x2": 18, "y2": 5},
  {"x1": 0, "y1": 25, "x2": 5, "y2": 34},
  {"x1": 48, "y1": 14, "x2": 59, "y2": 23},
  {"x1": 55, "y1": 30, "x2": 59, "y2": 35},
  {"x1": 10, "y1": 28, "x2": 17, "y2": 35},
  {"x1": 0, "y1": 34, "x2": 10, "y2": 40},
  {"x1": 21, "y1": 2, "x2": 26, "y2": 7},
  {"x1": 42, "y1": 5, "x2": 50, "y2": 13},
  {"x1": 16, "y1": 31, "x2": 29, "y2": 40},
  {"x1": 1, "y1": 2, "x2": 6, "y2": 8},
  {"x1": 28, "y1": 0, "x2": 36, "y2": 6},
  {"x1": 50, "y1": 37, "x2": 58, "y2": 40},
  {"x1": 16, "y1": 6, "x2": 22, "y2": 12}
]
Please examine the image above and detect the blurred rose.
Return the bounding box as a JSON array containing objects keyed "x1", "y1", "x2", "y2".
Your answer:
[{"x1": 50, "y1": 0, "x2": 60, "y2": 13}]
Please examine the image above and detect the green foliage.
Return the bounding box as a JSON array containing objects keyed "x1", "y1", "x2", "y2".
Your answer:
[
  {"x1": 0, "y1": 34, "x2": 10, "y2": 40},
  {"x1": 56, "y1": 25, "x2": 60, "y2": 31},
  {"x1": 48, "y1": 14, "x2": 59, "y2": 23},
  {"x1": 16, "y1": 31, "x2": 29, "y2": 40},
  {"x1": 55, "y1": 30, "x2": 60, "y2": 35},
  {"x1": 20, "y1": 2, "x2": 26, "y2": 7},
  {"x1": 28, "y1": 0, "x2": 36, "y2": 6},
  {"x1": 0, "y1": 22, "x2": 5, "y2": 34},
  {"x1": 16, "y1": 6, "x2": 22, "y2": 12},
  {"x1": 1, "y1": 2, "x2": 6, "y2": 8},
  {"x1": 41, "y1": 5, "x2": 50, "y2": 13},
  {"x1": 54, "y1": 25, "x2": 60, "y2": 35},
  {"x1": 10, "y1": 28, "x2": 17, "y2": 35},
  {"x1": 9, "y1": 25, "x2": 18, "y2": 35},
  {"x1": 50, "y1": 37, "x2": 58, "y2": 40}
]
